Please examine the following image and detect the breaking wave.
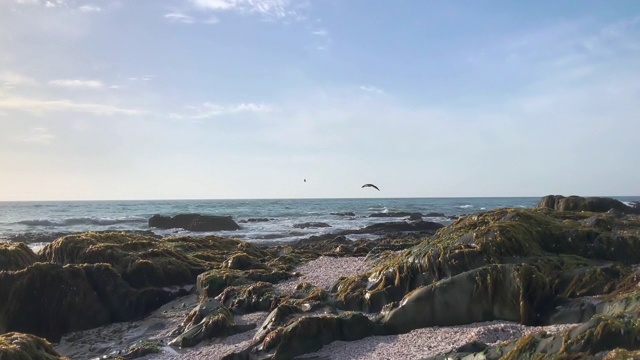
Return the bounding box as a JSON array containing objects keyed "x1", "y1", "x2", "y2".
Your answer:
[{"x1": 16, "y1": 217, "x2": 146, "y2": 227}]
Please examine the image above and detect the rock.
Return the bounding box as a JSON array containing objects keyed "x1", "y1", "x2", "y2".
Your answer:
[
  {"x1": 369, "y1": 212, "x2": 421, "y2": 218},
  {"x1": 169, "y1": 303, "x2": 254, "y2": 348},
  {"x1": 149, "y1": 214, "x2": 240, "y2": 231},
  {"x1": 358, "y1": 220, "x2": 444, "y2": 233},
  {"x1": 425, "y1": 212, "x2": 446, "y2": 217},
  {"x1": 223, "y1": 252, "x2": 264, "y2": 270},
  {"x1": 0, "y1": 232, "x2": 69, "y2": 245},
  {"x1": 334, "y1": 244, "x2": 351, "y2": 256},
  {"x1": 537, "y1": 195, "x2": 636, "y2": 213},
  {"x1": 41, "y1": 232, "x2": 267, "y2": 288},
  {"x1": 119, "y1": 340, "x2": 161, "y2": 360},
  {"x1": 408, "y1": 213, "x2": 422, "y2": 221},
  {"x1": 0, "y1": 332, "x2": 68, "y2": 360},
  {"x1": 331, "y1": 212, "x2": 355, "y2": 217},
  {"x1": 380, "y1": 264, "x2": 553, "y2": 334},
  {"x1": 292, "y1": 222, "x2": 331, "y2": 229},
  {"x1": 430, "y1": 314, "x2": 640, "y2": 359},
  {"x1": 197, "y1": 268, "x2": 291, "y2": 299},
  {"x1": 354, "y1": 208, "x2": 640, "y2": 315},
  {"x1": 0, "y1": 262, "x2": 180, "y2": 342},
  {"x1": 0, "y1": 242, "x2": 40, "y2": 271},
  {"x1": 216, "y1": 282, "x2": 276, "y2": 313},
  {"x1": 225, "y1": 312, "x2": 381, "y2": 360}
]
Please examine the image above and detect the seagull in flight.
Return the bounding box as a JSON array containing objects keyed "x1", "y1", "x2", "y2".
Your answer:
[{"x1": 362, "y1": 183, "x2": 380, "y2": 191}]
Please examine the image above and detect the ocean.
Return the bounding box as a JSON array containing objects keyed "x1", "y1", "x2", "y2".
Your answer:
[{"x1": 1, "y1": 197, "x2": 638, "y2": 247}]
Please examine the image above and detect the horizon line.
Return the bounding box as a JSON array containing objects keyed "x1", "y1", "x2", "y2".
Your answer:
[{"x1": 1, "y1": 194, "x2": 639, "y2": 203}]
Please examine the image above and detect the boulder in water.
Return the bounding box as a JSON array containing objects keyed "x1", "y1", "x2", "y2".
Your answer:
[
  {"x1": 149, "y1": 214, "x2": 240, "y2": 231},
  {"x1": 537, "y1": 195, "x2": 636, "y2": 213}
]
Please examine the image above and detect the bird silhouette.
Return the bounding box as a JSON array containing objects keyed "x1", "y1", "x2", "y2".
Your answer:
[{"x1": 362, "y1": 184, "x2": 380, "y2": 191}]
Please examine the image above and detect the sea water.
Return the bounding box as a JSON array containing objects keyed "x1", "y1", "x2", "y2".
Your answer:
[{"x1": 1, "y1": 197, "x2": 638, "y2": 244}]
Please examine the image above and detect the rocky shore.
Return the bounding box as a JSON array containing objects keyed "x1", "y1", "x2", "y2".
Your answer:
[{"x1": 2, "y1": 195, "x2": 640, "y2": 359}]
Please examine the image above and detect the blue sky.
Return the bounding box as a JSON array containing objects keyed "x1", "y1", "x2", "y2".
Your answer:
[{"x1": 1, "y1": 0, "x2": 639, "y2": 200}]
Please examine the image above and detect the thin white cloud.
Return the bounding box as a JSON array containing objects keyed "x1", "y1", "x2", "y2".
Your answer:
[
  {"x1": 49, "y1": 79, "x2": 104, "y2": 89},
  {"x1": 359, "y1": 85, "x2": 384, "y2": 94},
  {"x1": 165, "y1": 12, "x2": 195, "y2": 24},
  {"x1": 0, "y1": 96, "x2": 147, "y2": 116},
  {"x1": 204, "y1": 15, "x2": 219, "y2": 24},
  {"x1": 15, "y1": 0, "x2": 68, "y2": 7},
  {"x1": 190, "y1": 0, "x2": 301, "y2": 20},
  {"x1": 312, "y1": 29, "x2": 327, "y2": 36},
  {"x1": 78, "y1": 5, "x2": 101, "y2": 12},
  {"x1": 0, "y1": 72, "x2": 38, "y2": 87},
  {"x1": 128, "y1": 76, "x2": 153, "y2": 81},
  {"x1": 22, "y1": 127, "x2": 56, "y2": 145},
  {"x1": 172, "y1": 102, "x2": 273, "y2": 119}
]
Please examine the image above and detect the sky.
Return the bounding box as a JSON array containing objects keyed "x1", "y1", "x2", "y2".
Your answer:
[{"x1": 0, "y1": 0, "x2": 639, "y2": 200}]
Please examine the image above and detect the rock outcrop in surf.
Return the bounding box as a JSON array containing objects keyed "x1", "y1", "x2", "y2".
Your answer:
[{"x1": 149, "y1": 214, "x2": 241, "y2": 231}]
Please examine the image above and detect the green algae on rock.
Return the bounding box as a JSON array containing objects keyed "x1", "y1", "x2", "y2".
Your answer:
[
  {"x1": 169, "y1": 300, "x2": 254, "y2": 348},
  {"x1": 0, "y1": 242, "x2": 40, "y2": 272},
  {"x1": 0, "y1": 262, "x2": 181, "y2": 342},
  {"x1": 0, "y1": 332, "x2": 68, "y2": 360},
  {"x1": 352, "y1": 208, "x2": 640, "y2": 314},
  {"x1": 40, "y1": 232, "x2": 269, "y2": 288}
]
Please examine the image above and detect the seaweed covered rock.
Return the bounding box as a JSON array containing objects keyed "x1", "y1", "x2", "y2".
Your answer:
[
  {"x1": 380, "y1": 264, "x2": 554, "y2": 333},
  {"x1": 292, "y1": 222, "x2": 331, "y2": 229},
  {"x1": 41, "y1": 232, "x2": 268, "y2": 288},
  {"x1": 149, "y1": 214, "x2": 240, "y2": 231},
  {"x1": 225, "y1": 312, "x2": 380, "y2": 360},
  {"x1": 217, "y1": 282, "x2": 277, "y2": 313},
  {"x1": 0, "y1": 262, "x2": 180, "y2": 341},
  {"x1": 356, "y1": 209, "x2": 640, "y2": 313},
  {"x1": 223, "y1": 252, "x2": 265, "y2": 270},
  {"x1": 537, "y1": 195, "x2": 637, "y2": 214},
  {"x1": 169, "y1": 299, "x2": 254, "y2": 348},
  {"x1": 357, "y1": 220, "x2": 444, "y2": 233},
  {"x1": 197, "y1": 268, "x2": 291, "y2": 299},
  {"x1": 0, "y1": 242, "x2": 39, "y2": 271},
  {"x1": 0, "y1": 332, "x2": 68, "y2": 360},
  {"x1": 430, "y1": 314, "x2": 640, "y2": 359}
]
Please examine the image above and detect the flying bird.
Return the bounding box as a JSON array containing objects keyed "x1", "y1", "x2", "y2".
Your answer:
[{"x1": 362, "y1": 184, "x2": 380, "y2": 191}]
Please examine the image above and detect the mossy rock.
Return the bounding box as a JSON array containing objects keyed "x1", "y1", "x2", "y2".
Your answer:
[
  {"x1": 433, "y1": 314, "x2": 640, "y2": 359},
  {"x1": 118, "y1": 340, "x2": 161, "y2": 360},
  {"x1": 0, "y1": 332, "x2": 68, "y2": 360},
  {"x1": 363, "y1": 209, "x2": 640, "y2": 312},
  {"x1": 331, "y1": 275, "x2": 370, "y2": 311},
  {"x1": 537, "y1": 195, "x2": 637, "y2": 214},
  {"x1": 40, "y1": 232, "x2": 270, "y2": 288},
  {"x1": 198, "y1": 268, "x2": 291, "y2": 299},
  {"x1": 223, "y1": 252, "x2": 265, "y2": 270},
  {"x1": 603, "y1": 348, "x2": 640, "y2": 359},
  {"x1": 225, "y1": 312, "x2": 380, "y2": 360},
  {"x1": 170, "y1": 303, "x2": 254, "y2": 348},
  {"x1": 0, "y1": 262, "x2": 179, "y2": 341},
  {"x1": 217, "y1": 282, "x2": 277, "y2": 313},
  {"x1": 0, "y1": 242, "x2": 40, "y2": 271}
]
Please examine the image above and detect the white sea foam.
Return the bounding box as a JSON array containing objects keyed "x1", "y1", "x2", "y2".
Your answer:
[{"x1": 17, "y1": 216, "x2": 146, "y2": 227}]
